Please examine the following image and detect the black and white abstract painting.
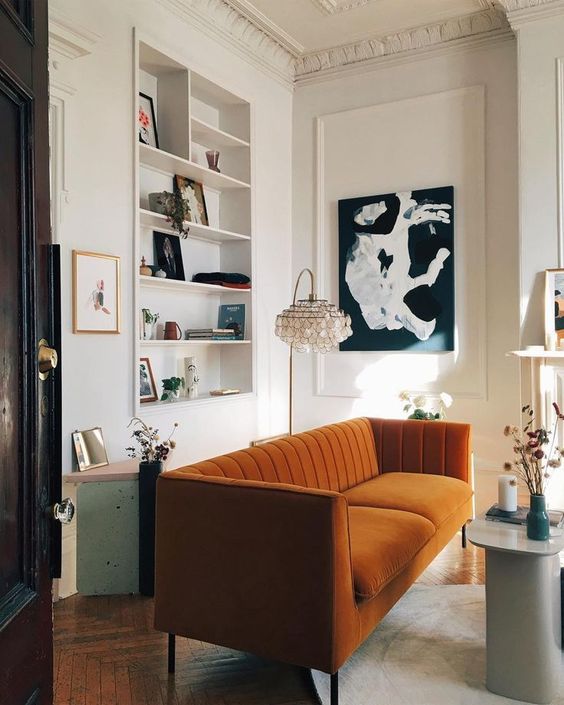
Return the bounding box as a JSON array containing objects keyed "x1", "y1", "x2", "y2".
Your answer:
[{"x1": 339, "y1": 186, "x2": 454, "y2": 351}]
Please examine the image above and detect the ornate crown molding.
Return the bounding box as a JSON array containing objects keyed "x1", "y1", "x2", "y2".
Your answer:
[
  {"x1": 312, "y1": 0, "x2": 376, "y2": 15},
  {"x1": 497, "y1": 0, "x2": 564, "y2": 25},
  {"x1": 157, "y1": 0, "x2": 295, "y2": 86},
  {"x1": 49, "y1": 8, "x2": 100, "y2": 61},
  {"x1": 294, "y1": 8, "x2": 510, "y2": 79}
]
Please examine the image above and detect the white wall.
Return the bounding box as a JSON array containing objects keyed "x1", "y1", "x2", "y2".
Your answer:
[
  {"x1": 292, "y1": 39, "x2": 520, "y2": 510},
  {"x1": 50, "y1": 0, "x2": 292, "y2": 595}
]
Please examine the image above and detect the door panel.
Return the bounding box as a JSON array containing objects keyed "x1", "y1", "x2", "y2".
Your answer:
[{"x1": 0, "y1": 1, "x2": 55, "y2": 704}]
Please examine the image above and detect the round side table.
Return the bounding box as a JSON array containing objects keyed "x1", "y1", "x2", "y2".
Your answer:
[{"x1": 467, "y1": 518, "x2": 564, "y2": 704}]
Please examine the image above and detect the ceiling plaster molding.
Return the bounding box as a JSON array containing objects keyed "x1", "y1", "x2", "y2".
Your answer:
[
  {"x1": 48, "y1": 8, "x2": 100, "y2": 61},
  {"x1": 294, "y1": 8, "x2": 509, "y2": 78},
  {"x1": 497, "y1": 0, "x2": 564, "y2": 26},
  {"x1": 312, "y1": 0, "x2": 376, "y2": 15},
  {"x1": 157, "y1": 0, "x2": 295, "y2": 86},
  {"x1": 226, "y1": 0, "x2": 304, "y2": 54}
]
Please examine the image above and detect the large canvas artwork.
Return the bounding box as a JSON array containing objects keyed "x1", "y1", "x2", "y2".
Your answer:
[{"x1": 339, "y1": 186, "x2": 454, "y2": 352}]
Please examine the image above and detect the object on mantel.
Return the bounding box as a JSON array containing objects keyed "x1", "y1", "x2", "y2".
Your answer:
[
  {"x1": 139, "y1": 257, "x2": 153, "y2": 277},
  {"x1": 192, "y1": 272, "x2": 251, "y2": 289}
]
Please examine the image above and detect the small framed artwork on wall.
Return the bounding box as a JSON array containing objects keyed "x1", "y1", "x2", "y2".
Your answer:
[
  {"x1": 544, "y1": 268, "x2": 564, "y2": 350},
  {"x1": 140, "y1": 357, "x2": 158, "y2": 403},
  {"x1": 72, "y1": 250, "x2": 120, "y2": 334},
  {"x1": 138, "y1": 92, "x2": 159, "y2": 148}
]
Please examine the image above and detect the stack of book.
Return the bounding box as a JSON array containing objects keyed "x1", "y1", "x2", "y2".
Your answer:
[
  {"x1": 185, "y1": 328, "x2": 239, "y2": 341},
  {"x1": 485, "y1": 503, "x2": 564, "y2": 528}
]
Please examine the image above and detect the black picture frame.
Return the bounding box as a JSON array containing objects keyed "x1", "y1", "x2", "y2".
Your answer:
[
  {"x1": 139, "y1": 92, "x2": 159, "y2": 149},
  {"x1": 153, "y1": 231, "x2": 185, "y2": 281}
]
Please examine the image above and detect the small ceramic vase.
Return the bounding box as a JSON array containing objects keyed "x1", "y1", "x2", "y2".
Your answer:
[
  {"x1": 140, "y1": 257, "x2": 153, "y2": 277},
  {"x1": 205, "y1": 150, "x2": 220, "y2": 172},
  {"x1": 154, "y1": 268, "x2": 167, "y2": 278},
  {"x1": 527, "y1": 494, "x2": 550, "y2": 540}
]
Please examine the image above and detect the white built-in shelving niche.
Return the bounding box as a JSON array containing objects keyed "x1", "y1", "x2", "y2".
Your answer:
[{"x1": 134, "y1": 34, "x2": 254, "y2": 412}]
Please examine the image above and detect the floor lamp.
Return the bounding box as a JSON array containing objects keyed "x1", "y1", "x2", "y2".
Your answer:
[{"x1": 275, "y1": 268, "x2": 352, "y2": 434}]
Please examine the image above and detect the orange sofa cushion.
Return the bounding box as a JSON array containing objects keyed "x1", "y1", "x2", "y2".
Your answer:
[
  {"x1": 348, "y1": 506, "x2": 435, "y2": 600},
  {"x1": 345, "y1": 472, "x2": 473, "y2": 527}
]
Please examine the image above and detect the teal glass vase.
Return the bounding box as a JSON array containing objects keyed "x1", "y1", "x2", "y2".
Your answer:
[{"x1": 526, "y1": 494, "x2": 550, "y2": 541}]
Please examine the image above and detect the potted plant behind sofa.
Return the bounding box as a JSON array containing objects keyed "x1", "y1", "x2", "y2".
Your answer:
[
  {"x1": 126, "y1": 417, "x2": 179, "y2": 595},
  {"x1": 400, "y1": 390, "x2": 453, "y2": 420}
]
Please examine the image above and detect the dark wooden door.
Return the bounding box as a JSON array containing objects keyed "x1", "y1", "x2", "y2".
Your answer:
[{"x1": 0, "y1": 1, "x2": 57, "y2": 704}]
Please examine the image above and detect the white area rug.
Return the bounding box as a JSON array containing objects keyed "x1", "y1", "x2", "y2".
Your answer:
[{"x1": 312, "y1": 584, "x2": 564, "y2": 705}]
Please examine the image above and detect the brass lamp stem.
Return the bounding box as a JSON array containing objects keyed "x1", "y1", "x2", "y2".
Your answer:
[{"x1": 292, "y1": 268, "x2": 316, "y2": 305}]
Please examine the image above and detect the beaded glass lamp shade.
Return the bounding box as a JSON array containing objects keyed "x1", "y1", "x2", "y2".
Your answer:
[{"x1": 275, "y1": 298, "x2": 352, "y2": 353}]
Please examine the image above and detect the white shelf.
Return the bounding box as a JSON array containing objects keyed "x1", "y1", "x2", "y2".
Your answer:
[
  {"x1": 139, "y1": 208, "x2": 250, "y2": 243},
  {"x1": 508, "y1": 350, "x2": 564, "y2": 359},
  {"x1": 140, "y1": 339, "x2": 251, "y2": 346},
  {"x1": 139, "y1": 391, "x2": 254, "y2": 412},
  {"x1": 139, "y1": 275, "x2": 251, "y2": 295},
  {"x1": 191, "y1": 117, "x2": 250, "y2": 149},
  {"x1": 139, "y1": 143, "x2": 250, "y2": 190}
]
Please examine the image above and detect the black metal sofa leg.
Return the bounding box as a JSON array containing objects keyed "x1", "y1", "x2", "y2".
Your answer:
[
  {"x1": 168, "y1": 633, "x2": 176, "y2": 673},
  {"x1": 331, "y1": 671, "x2": 339, "y2": 705},
  {"x1": 461, "y1": 522, "x2": 467, "y2": 549}
]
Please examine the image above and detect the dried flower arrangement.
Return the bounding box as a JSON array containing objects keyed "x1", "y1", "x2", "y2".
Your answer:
[
  {"x1": 126, "y1": 417, "x2": 178, "y2": 464},
  {"x1": 399, "y1": 390, "x2": 453, "y2": 420},
  {"x1": 503, "y1": 403, "x2": 564, "y2": 496}
]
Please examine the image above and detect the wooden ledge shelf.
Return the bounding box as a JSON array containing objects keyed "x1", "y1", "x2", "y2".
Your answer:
[
  {"x1": 139, "y1": 143, "x2": 250, "y2": 190},
  {"x1": 64, "y1": 459, "x2": 139, "y2": 484}
]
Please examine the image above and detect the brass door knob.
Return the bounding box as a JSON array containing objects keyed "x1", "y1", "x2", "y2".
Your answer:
[
  {"x1": 38, "y1": 339, "x2": 58, "y2": 380},
  {"x1": 52, "y1": 498, "x2": 75, "y2": 525}
]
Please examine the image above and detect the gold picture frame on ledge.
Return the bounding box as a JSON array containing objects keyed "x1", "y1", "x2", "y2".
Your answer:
[
  {"x1": 544, "y1": 268, "x2": 564, "y2": 351},
  {"x1": 72, "y1": 250, "x2": 121, "y2": 334}
]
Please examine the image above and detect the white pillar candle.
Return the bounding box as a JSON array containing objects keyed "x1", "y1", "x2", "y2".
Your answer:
[{"x1": 498, "y1": 474, "x2": 518, "y2": 512}]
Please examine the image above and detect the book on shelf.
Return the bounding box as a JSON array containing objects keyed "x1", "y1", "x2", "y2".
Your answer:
[
  {"x1": 485, "y1": 503, "x2": 564, "y2": 528},
  {"x1": 210, "y1": 388, "x2": 240, "y2": 396},
  {"x1": 186, "y1": 328, "x2": 233, "y2": 335},
  {"x1": 186, "y1": 335, "x2": 239, "y2": 341},
  {"x1": 218, "y1": 304, "x2": 245, "y2": 340}
]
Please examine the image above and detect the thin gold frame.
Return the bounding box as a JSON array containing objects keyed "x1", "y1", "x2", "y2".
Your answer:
[{"x1": 72, "y1": 250, "x2": 121, "y2": 334}]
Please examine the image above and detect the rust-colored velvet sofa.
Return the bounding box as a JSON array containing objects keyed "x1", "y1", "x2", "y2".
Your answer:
[{"x1": 154, "y1": 417, "x2": 472, "y2": 703}]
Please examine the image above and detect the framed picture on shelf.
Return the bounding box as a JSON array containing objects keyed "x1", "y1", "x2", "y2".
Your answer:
[
  {"x1": 153, "y1": 231, "x2": 185, "y2": 281},
  {"x1": 545, "y1": 268, "x2": 564, "y2": 350},
  {"x1": 72, "y1": 250, "x2": 120, "y2": 334},
  {"x1": 138, "y1": 92, "x2": 159, "y2": 148},
  {"x1": 175, "y1": 175, "x2": 209, "y2": 226},
  {"x1": 140, "y1": 357, "x2": 158, "y2": 403}
]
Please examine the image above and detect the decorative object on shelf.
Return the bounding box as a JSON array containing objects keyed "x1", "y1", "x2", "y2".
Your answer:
[
  {"x1": 544, "y1": 268, "x2": 564, "y2": 350},
  {"x1": 275, "y1": 268, "x2": 352, "y2": 433},
  {"x1": 139, "y1": 256, "x2": 153, "y2": 277},
  {"x1": 161, "y1": 376, "x2": 185, "y2": 402},
  {"x1": 138, "y1": 92, "x2": 159, "y2": 148},
  {"x1": 186, "y1": 327, "x2": 238, "y2": 341},
  {"x1": 72, "y1": 250, "x2": 121, "y2": 334},
  {"x1": 339, "y1": 186, "x2": 454, "y2": 351},
  {"x1": 141, "y1": 308, "x2": 159, "y2": 340},
  {"x1": 126, "y1": 417, "x2": 178, "y2": 595},
  {"x1": 72, "y1": 427, "x2": 109, "y2": 472},
  {"x1": 175, "y1": 174, "x2": 209, "y2": 226},
  {"x1": 485, "y1": 503, "x2": 564, "y2": 527},
  {"x1": 218, "y1": 304, "x2": 246, "y2": 340},
  {"x1": 164, "y1": 321, "x2": 182, "y2": 340},
  {"x1": 503, "y1": 402, "x2": 564, "y2": 540},
  {"x1": 151, "y1": 190, "x2": 191, "y2": 237},
  {"x1": 498, "y1": 474, "x2": 518, "y2": 512},
  {"x1": 205, "y1": 149, "x2": 220, "y2": 172},
  {"x1": 139, "y1": 357, "x2": 158, "y2": 403},
  {"x1": 210, "y1": 388, "x2": 240, "y2": 396},
  {"x1": 148, "y1": 192, "x2": 166, "y2": 215},
  {"x1": 154, "y1": 268, "x2": 167, "y2": 278},
  {"x1": 399, "y1": 390, "x2": 453, "y2": 420},
  {"x1": 192, "y1": 272, "x2": 251, "y2": 289},
  {"x1": 183, "y1": 357, "x2": 199, "y2": 399},
  {"x1": 154, "y1": 231, "x2": 185, "y2": 281}
]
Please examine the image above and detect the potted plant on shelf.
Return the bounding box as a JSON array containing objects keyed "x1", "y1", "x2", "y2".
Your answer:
[
  {"x1": 148, "y1": 190, "x2": 191, "y2": 237},
  {"x1": 161, "y1": 376, "x2": 185, "y2": 402},
  {"x1": 399, "y1": 390, "x2": 453, "y2": 420},
  {"x1": 141, "y1": 308, "x2": 159, "y2": 340},
  {"x1": 126, "y1": 417, "x2": 179, "y2": 596},
  {"x1": 503, "y1": 403, "x2": 564, "y2": 540}
]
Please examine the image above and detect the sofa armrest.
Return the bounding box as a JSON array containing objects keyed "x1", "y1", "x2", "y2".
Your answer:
[
  {"x1": 154, "y1": 473, "x2": 360, "y2": 673},
  {"x1": 368, "y1": 418, "x2": 472, "y2": 483}
]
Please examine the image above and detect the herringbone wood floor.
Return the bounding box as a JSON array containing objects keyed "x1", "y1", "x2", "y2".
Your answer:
[{"x1": 53, "y1": 533, "x2": 484, "y2": 705}]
